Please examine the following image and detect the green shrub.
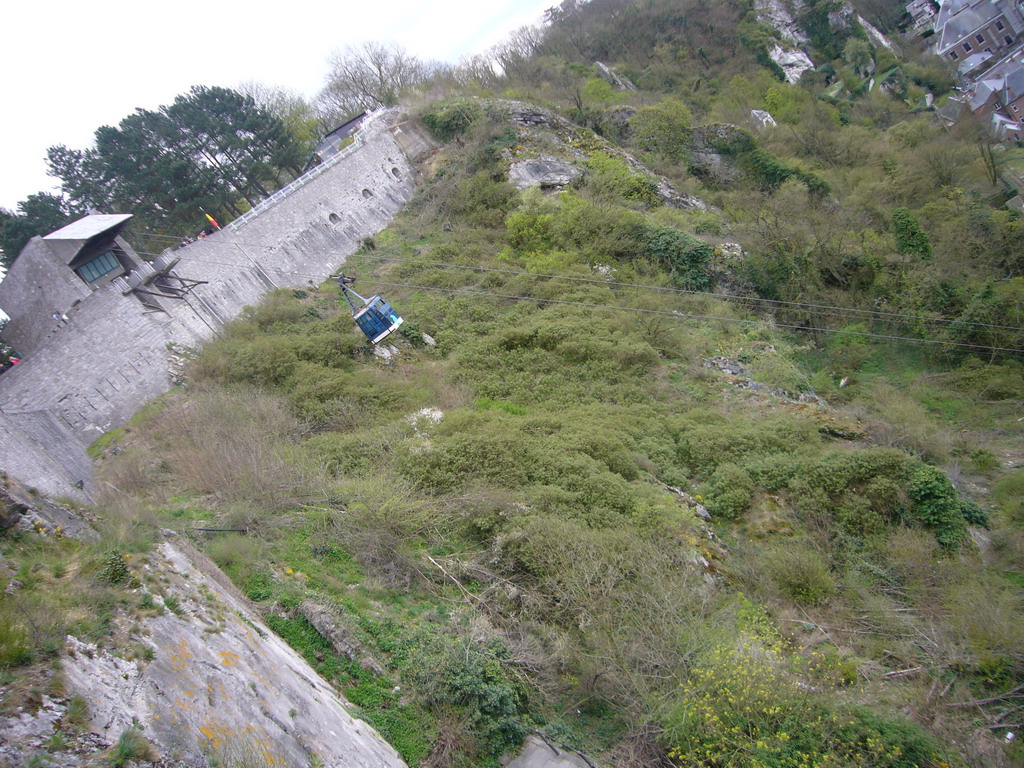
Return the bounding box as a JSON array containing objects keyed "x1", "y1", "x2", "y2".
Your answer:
[
  {"x1": 98, "y1": 552, "x2": 138, "y2": 587},
  {"x1": 892, "y1": 207, "x2": 932, "y2": 259},
  {"x1": 959, "y1": 498, "x2": 989, "y2": 528},
  {"x1": 407, "y1": 631, "x2": 528, "y2": 756},
  {"x1": 704, "y1": 463, "x2": 754, "y2": 519},
  {"x1": 836, "y1": 495, "x2": 887, "y2": 538},
  {"x1": 907, "y1": 464, "x2": 967, "y2": 549},
  {"x1": 766, "y1": 543, "x2": 834, "y2": 605},
  {"x1": 448, "y1": 172, "x2": 519, "y2": 228},
  {"x1": 631, "y1": 97, "x2": 693, "y2": 160},
  {"x1": 641, "y1": 225, "x2": 713, "y2": 289},
  {"x1": 585, "y1": 152, "x2": 660, "y2": 207},
  {"x1": 421, "y1": 99, "x2": 481, "y2": 141}
]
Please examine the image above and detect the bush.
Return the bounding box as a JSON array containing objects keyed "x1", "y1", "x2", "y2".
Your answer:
[
  {"x1": 447, "y1": 172, "x2": 519, "y2": 228},
  {"x1": 766, "y1": 543, "x2": 834, "y2": 605},
  {"x1": 585, "y1": 152, "x2": 660, "y2": 207},
  {"x1": 892, "y1": 207, "x2": 932, "y2": 259},
  {"x1": 907, "y1": 464, "x2": 967, "y2": 549},
  {"x1": 641, "y1": 225, "x2": 713, "y2": 289},
  {"x1": 631, "y1": 97, "x2": 693, "y2": 160},
  {"x1": 421, "y1": 99, "x2": 481, "y2": 142},
  {"x1": 704, "y1": 463, "x2": 754, "y2": 519},
  {"x1": 407, "y1": 632, "x2": 528, "y2": 757}
]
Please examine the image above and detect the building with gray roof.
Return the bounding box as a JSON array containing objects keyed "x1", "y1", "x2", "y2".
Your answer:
[{"x1": 0, "y1": 214, "x2": 142, "y2": 356}]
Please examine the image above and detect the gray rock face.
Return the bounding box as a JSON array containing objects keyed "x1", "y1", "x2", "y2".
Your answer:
[
  {"x1": 61, "y1": 541, "x2": 408, "y2": 768},
  {"x1": 508, "y1": 158, "x2": 583, "y2": 190},
  {"x1": 754, "y1": 0, "x2": 810, "y2": 46},
  {"x1": 770, "y1": 44, "x2": 815, "y2": 83},
  {"x1": 595, "y1": 61, "x2": 637, "y2": 91},
  {"x1": 504, "y1": 735, "x2": 594, "y2": 768},
  {"x1": 751, "y1": 109, "x2": 778, "y2": 129}
]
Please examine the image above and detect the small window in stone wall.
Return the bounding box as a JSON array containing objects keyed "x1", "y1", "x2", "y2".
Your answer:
[
  {"x1": 329, "y1": 213, "x2": 341, "y2": 224},
  {"x1": 391, "y1": 167, "x2": 401, "y2": 178},
  {"x1": 77, "y1": 250, "x2": 122, "y2": 282},
  {"x1": 362, "y1": 189, "x2": 373, "y2": 198}
]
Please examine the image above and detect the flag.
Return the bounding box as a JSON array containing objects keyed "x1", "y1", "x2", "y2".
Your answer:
[{"x1": 204, "y1": 213, "x2": 221, "y2": 229}]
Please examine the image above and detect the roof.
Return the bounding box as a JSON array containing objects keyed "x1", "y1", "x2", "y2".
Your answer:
[
  {"x1": 970, "y1": 76, "x2": 1004, "y2": 109},
  {"x1": 1004, "y1": 63, "x2": 1024, "y2": 100},
  {"x1": 937, "y1": 0, "x2": 1003, "y2": 51},
  {"x1": 323, "y1": 112, "x2": 367, "y2": 141},
  {"x1": 41, "y1": 213, "x2": 134, "y2": 266},
  {"x1": 959, "y1": 50, "x2": 994, "y2": 73},
  {"x1": 43, "y1": 214, "x2": 133, "y2": 242}
]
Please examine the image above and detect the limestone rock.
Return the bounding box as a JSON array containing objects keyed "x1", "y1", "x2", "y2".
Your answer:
[
  {"x1": 60, "y1": 542, "x2": 408, "y2": 768},
  {"x1": 509, "y1": 157, "x2": 583, "y2": 190},
  {"x1": 751, "y1": 109, "x2": 777, "y2": 129},
  {"x1": 770, "y1": 44, "x2": 815, "y2": 83},
  {"x1": 595, "y1": 61, "x2": 637, "y2": 91},
  {"x1": 298, "y1": 601, "x2": 388, "y2": 677},
  {"x1": 754, "y1": 0, "x2": 810, "y2": 46},
  {"x1": 504, "y1": 735, "x2": 594, "y2": 768}
]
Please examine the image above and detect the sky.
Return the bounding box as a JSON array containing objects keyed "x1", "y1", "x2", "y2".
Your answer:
[{"x1": 0, "y1": 0, "x2": 554, "y2": 212}]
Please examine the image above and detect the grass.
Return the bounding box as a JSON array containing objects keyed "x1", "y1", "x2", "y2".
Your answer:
[{"x1": 107, "y1": 726, "x2": 152, "y2": 767}]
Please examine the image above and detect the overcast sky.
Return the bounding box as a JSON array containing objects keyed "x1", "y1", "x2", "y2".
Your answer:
[{"x1": 0, "y1": 0, "x2": 553, "y2": 211}]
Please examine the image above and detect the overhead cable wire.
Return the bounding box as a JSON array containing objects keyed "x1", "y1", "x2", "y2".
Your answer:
[
  {"x1": 132, "y1": 233, "x2": 1024, "y2": 331},
  {"x1": 126, "y1": 246, "x2": 1024, "y2": 354},
  {"x1": 355, "y1": 278, "x2": 1024, "y2": 355}
]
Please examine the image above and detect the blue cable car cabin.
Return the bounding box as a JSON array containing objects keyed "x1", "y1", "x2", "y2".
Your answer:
[
  {"x1": 354, "y1": 295, "x2": 403, "y2": 344},
  {"x1": 332, "y1": 273, "x2": 404, "y2": 344}
]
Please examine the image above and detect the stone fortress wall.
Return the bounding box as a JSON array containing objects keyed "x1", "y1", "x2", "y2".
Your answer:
[{"x1": 0, "y1": 109, "x2": 435, "y2": 502}]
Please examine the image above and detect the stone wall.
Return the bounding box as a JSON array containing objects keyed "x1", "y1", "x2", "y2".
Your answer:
[{"x1": 0, "y1": 109, "x2": 435, "y2": 500}]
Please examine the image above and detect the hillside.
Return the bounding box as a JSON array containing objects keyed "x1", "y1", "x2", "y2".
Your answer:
[{"x1": 3, "y1": 1, "x2": 1024, "y2": 767}]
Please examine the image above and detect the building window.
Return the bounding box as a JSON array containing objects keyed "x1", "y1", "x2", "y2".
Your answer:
[
  {"x1": 995, "y1": 101, "x2": 1002, "y2": 109},
  {"x1": 964, "y1": 41, "x2": 973, "y2": 51},
  {"x1": 1014, "y1": 104, "x2": 1020, "y2": 112},
  {"x1": 976, "y1": 33, "x2": 985, "y2": 43},
  {"x1": 76, "y1": 250, "x2": 121, "y2": 282},
  {"x1": 1006, "y1": 35, "x2": 1014, "y2": 44},
  {"x1": 996, "y1": 20, "x2": 1005, "y2": 31},
  {"x1": 950, "y1": 50, "x2": 959, "y2": 60}
]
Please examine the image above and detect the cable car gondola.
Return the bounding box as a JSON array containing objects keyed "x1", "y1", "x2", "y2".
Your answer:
[{"x1": 332, "y1": 273, "x2": 404, "y2": 344}]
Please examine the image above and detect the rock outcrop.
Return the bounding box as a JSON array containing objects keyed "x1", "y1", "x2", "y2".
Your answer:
[
  {"x1": 501, "y1": 100, "x2": 712, "y2": 211},
  {"x1": 54, "y1": 541, "x2": 408, "y2": 768},
  {"x1": 770, "y1": 44, "x2": 815, "y2": 83},
  {"x1": 509, "y1": 157, "x2": 584, "y2": 190}
]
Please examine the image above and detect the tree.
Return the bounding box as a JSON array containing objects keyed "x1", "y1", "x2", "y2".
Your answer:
[
  {"x1": 317, "y1": 42, "x2": 426, "y2": 119},
  {"x1": 631, "y1": 97, "x2": 693, "y2": 160},
  {"x1": 47, "y1": 85, "x2": 306, "y2": 232},
  {"x1": 0, "y1": 193, "x2": 74, "y2": 266},
  {"x1": 843, "y1": 38, "x2": 874, "y2": 77},
  {"x1": 238, "y1": 81, "x2": 321, "y2": 156}
]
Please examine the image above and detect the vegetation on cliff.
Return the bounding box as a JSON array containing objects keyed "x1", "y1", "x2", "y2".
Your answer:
[{"x1": 4, "y1": 1, "x2": 1024, "y2": 767}]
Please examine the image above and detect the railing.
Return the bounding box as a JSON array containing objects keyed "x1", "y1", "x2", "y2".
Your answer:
[{"x1": 224, "y1": 108, "x2": 387, "y2": 233}]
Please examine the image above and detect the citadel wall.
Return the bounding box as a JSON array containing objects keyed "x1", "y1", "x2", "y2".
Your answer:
[{"x1": 0, "y1": 110, "x2": 434, "y2": 502}]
